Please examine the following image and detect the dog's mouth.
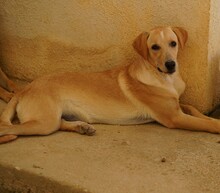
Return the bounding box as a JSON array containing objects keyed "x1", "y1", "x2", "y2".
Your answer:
[{"x1": 157, "y1": 67, "x2": 175, "y2": 74}]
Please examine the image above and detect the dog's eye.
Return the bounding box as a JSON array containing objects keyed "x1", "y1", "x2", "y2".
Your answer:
[
  {"x1": 170, "y1": 41, "x2": 177, "y2": 47},
  {"x1": 151, "y1": 44, "x2": 160, "y2": 50}
]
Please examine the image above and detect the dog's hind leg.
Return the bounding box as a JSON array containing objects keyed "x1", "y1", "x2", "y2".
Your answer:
[
  {"x1": 0, "y1": 118, "x2": 61, "y2": 137},
  {"x1": 0, "y1": 119, "x2": 61, "y2": 144},
  {"x1": 0, "y1": 120, "x2": 60, "y2": 144},
  {"x1": 60, "y1": 119, "x2": 96, "y2": 136}
]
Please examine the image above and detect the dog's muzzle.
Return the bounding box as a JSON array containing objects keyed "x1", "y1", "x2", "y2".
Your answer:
[
  {"x1": 157, "y1": 60, "x2": 176, "y2": 74},
  {"x1": 165, "y1": 60, "x2": 176, "y2": 74}
]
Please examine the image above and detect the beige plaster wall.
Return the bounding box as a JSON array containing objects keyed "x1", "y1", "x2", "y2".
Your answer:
[
  {"x1": 209, "y1": 0, "x2": 220, "y2": 108},
  {"x1": 0, "y1": 0, "x2": 219, "y2": 112}
]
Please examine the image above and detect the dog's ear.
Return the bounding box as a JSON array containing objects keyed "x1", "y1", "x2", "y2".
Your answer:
[
  {"x1": 132, "y1": 32, "x2": 149, "y2": 60},
  {"x1": 172, "y1": 27, "x2": 188, "y2": 49}
]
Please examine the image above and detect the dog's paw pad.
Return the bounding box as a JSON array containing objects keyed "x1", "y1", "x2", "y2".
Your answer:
[{"x1": 78, "y1": 124, "x2": 96, "y2": 136}]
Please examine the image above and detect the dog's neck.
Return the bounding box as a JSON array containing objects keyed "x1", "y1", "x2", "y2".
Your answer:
[
  {"x1": 129, "y1": 57, "x2": 185, "y2": 97},
  {"x1": 142, "y1": 57, "x2": 179, "y2": 78}
]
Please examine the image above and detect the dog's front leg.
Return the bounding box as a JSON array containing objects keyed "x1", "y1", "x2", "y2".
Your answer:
[
  {"x1": 149, "y1": 97, "x2": 220, "y2": 134},
  {"x1": 170, "y1": 112, "x2": 220, "y2": 134},
  {"x1": 180, "y1": 104, "x2": 211, "y2": 119},
  {"x1": 155, "y1": 103, "x2": 220, "y2": 134}
]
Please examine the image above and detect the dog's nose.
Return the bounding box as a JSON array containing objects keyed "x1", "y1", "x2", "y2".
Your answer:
[{"x1": 165, "y1": 61, "x2": 176, "y2": 72}]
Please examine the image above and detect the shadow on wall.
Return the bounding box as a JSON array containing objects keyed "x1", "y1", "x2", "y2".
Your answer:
[
  {"x1": 213, "y1": 56, "x2": 220, "y2": 106},
  {"x1": 0, "y1": 34, "x2": 137, "y2": 81},
  {"x1": 0, "y1": 15, "x2": 8, "y2": 77}
]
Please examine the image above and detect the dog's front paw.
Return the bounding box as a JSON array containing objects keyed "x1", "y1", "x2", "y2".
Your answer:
[{"x1": 77, "y1": 123, "x2": 96, "y2": 136}]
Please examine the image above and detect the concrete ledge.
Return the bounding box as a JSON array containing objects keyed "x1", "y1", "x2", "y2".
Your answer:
[{"x1": 1, "y1": 100, "x2": 220, "y2": 193}]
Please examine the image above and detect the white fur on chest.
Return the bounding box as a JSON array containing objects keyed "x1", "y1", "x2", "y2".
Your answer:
[{"x1": 137, "y1": 67, "x2": 185, "y2": 97}]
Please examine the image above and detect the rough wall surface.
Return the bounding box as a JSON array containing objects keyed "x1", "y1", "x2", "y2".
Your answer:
[
  {"x1": 209, "y1": 0, "x2": 220, "y2": 108},
  {"x1": 0, "y1": 0, "x2": 219, "y2": 112}
]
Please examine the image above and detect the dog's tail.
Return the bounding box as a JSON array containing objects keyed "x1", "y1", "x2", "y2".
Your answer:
[
  {"x1": 0, "y1": 135, "x2": 18, "y2": 144},
  {"x1": 0, "y1": 96, "x2": 18, "y2": 124},
  {"x1": 0, "y1": 96, "x2": 19, "y2": 144}
]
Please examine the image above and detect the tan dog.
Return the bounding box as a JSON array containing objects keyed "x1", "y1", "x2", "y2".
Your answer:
[
  {"x1": 0, "y1": 67, "x2": 18, "y2": 102},
  {"x1": 1, "y1": 26, "x2": 220, "y2": 144}
]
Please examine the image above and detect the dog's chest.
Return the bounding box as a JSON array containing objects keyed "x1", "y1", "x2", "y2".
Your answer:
[
  {"x1": 162, "y1": 75, "x2": 185, "y2": 97},
  {"x1": 171, "y1": 74, "x2": 185, "y2": 97},
  {"x1": 139, "y1": 71, "x2": 185, "y2": 97}
]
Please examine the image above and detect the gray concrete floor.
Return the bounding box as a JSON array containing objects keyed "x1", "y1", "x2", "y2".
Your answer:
[{"x1": 0, "y1": 99, "x2": 220, "y2": 193}]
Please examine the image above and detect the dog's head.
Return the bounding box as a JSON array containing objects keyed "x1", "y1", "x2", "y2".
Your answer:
[{"x1": 133, "y1": 27, "x2": 188, "y2": 74}]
